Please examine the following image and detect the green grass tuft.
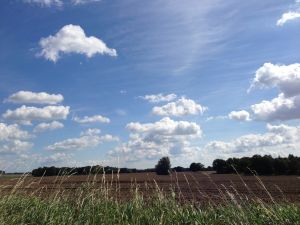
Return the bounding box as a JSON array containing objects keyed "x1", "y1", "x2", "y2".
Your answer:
[
  {"x1": 0, "y1": 173, "x2": 299, "y2": 225},
  {"x1": 0, "y1": 193, "x2": 299, "y2": 225}
]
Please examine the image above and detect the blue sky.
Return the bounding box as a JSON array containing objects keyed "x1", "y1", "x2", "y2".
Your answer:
[{"x1": 0, "y1": 0, "x2": 300, "y2": 172}]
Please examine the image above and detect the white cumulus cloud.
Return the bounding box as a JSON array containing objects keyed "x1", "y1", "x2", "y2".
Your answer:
[
  {"x1": 73, "y1": 115, "x2": 110, "y2": 124},
  {"x1": 80, "y1": 128, "x2": 101, "y2": 136},
  {"x1": 249, "y1": 63, "x2": 300, "y2": 121},
  {"x1": 34, "y1": 121, "x2": 64, "y2": 133},
  {"x1": 38, "y1": 24, "x2": 117, "y2": 62},
  {"x1": 0, "y1": 123, "x2": 32, "y2": 141},
  {"x1": 109, "y1": 117, "x2": 202, "y2": 162},
  {"x1": 250, "y1": 63, "x2": 300, "y2": 97},
  {"x1": 72, "y1": 0, "x2": 100, "y2": 5},
  {"x1": 3, "y1": 105, "x2": 70, "y2": 125},
  {"x1": 228, "y1": 110, "x2": 251, "y2": 121},
  {"x1": 140, "y1": 93, "x2": 177, "y2": 103},
  {"x1": 277, "y1": 11, "x2": 300, "y2": 26},
  {"x1": 0, "y1": 123, "x2": 33, "y2": 156},
  {"x1": 46, "y1": 129, "x2": 118, "y2": 151},
  {"x1": 38, "y1": 153, "x2": 72, "y2": 166},
  {"x1": 127, "y1": 117, "x2": 202, "y2": 137},
  {"x1": 0, "y1": 140, "x2": 33, "y2": 155},
  {"x1": 152, "y1": 97, "x2": 207, "y2": 117},
  {"x1": 23, "y1": 0, "x2": 62, "y2": 7},
  {"x1": 5, "y1": 91, "x2": 64, "y2": 105},
  {"x1": 251, "y1": 94, "x2": 300, "y2": 121},
  {"x1": 205, "y1": 123, "x2": 300, "y2": 156}
]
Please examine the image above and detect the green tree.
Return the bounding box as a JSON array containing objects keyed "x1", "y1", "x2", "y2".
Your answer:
[
  {"x1": 155, "y1": 157, "x2": 171, "y2": 175},
  {"x1": 189, "y1": 162, "x2": 204, "y2": 172},
  {"x1": 213, "y1": 159, "x2": 228, "y2": 174}
]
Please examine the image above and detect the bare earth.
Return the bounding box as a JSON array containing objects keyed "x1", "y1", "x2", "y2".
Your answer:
[{"x1": 0, "y1": 172, "x2": 299, "y2": 204}]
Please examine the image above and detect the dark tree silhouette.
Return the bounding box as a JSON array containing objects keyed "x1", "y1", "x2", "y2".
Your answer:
[
  {"x1": 273, "y1": 157, "x2": 288, "y2": 175},
  {"x1": 31, "y1": 154, "x2": 300, "y2": 177},
  {"x1": 189, "y1": 162, "x2": 204, "y2": 172},
  {"x1": 172, "y1": 166, "x2": 186, "y2": 172},
  {"x1": 155, "y1": 157, "x2": 171, "y2": 175},
  {"x1": 212, "y1": 155, "x2": 300, "y2": 175},
  {"x1": 213, "y1": 159, "x2": 229, "y2": 174}
]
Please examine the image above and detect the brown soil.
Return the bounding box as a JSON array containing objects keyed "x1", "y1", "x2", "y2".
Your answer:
[{"x1": 0, "y1": 172, "x2": 299, "y2": 204}]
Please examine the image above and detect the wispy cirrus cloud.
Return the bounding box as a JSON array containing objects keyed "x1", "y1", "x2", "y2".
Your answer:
[{"x1": 110, "y1": 0, "x2": 231, "y2": 75}]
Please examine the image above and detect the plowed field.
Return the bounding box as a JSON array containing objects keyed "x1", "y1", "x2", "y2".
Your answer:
[{"x1": 0, "y1": 172, "x2": 299, "y2": 204}]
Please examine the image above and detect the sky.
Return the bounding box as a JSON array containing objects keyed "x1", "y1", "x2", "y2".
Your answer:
[{"x1": 0, "y1": 0, "x2": 300, "y2": 172}]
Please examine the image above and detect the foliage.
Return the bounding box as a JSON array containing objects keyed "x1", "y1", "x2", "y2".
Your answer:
[
  {"x1": 31, "y1": 154, "x2": 300, "y2": 177},
  {"x1": 0, "y1": 190, "x2": 299, "y2": 225},
  {"x1": 155, "y1": 157, "x2": 171, "y2": 175},
  {"x1": 213, "y1": 154, "x2": 300, "y2": 175},
  {"x1": 172, "y1": 166, "x2": 187, "y2": 172},
  {"x1": 189, "y1": 162, "x2": 205, "y2": 172},
  {"x1": 31, "y1": 166, "x2": 157, "y2": 177}
]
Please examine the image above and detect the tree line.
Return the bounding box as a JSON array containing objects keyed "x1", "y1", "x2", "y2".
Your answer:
[
  {"x1": 31, "y1": 154, "x2": 300, "y2": 177},
  {"x1": 31, "y1": 159, "x2": 210, "y2": 177},
  {"x1": 212, "y1": 154, "x2": 300, "y2": 175},
  {"x1": 31, "y1": 165, "x2": 157, "y2": 177}
]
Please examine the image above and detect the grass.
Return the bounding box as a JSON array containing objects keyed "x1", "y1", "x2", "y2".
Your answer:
[{"x1": 0, "y1": 173, "x2": 299, "y2": 225}]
